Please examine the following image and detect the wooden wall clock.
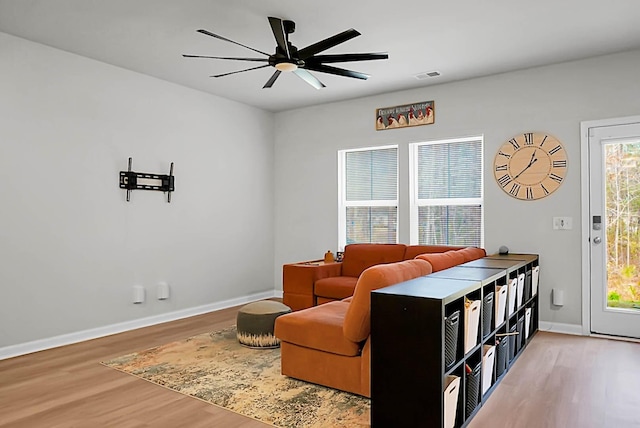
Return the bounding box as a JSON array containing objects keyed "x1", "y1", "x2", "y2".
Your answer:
[{"x1": 493, "y1": 132, "x2": 567, "y2": 200}]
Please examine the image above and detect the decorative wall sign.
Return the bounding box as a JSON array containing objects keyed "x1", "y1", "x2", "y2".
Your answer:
[{"x1": 376, "y1": 100, "x2": 434, "y2": 130}]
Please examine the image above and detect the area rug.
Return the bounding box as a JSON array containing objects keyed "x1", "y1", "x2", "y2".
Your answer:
[{"x1": 102, "y1": 326, "x2": 370, "y2": 427}]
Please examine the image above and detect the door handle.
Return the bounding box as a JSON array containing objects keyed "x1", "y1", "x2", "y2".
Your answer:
[{"x1": 593, "y1": 236, "x2": 602, "y2": 244}]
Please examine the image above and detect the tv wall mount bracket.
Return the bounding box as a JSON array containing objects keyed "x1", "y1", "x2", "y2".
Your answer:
[{"x1": 119, "y1": 157, "x2": 175, "y2": 203}]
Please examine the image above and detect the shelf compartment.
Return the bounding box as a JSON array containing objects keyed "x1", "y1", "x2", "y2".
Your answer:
[
  {"x1": 482, "y1": 291, "x2": 494, "y2": 339},
  {"x1": 481, "y1": 344, "x2": 496, "y2": 395},
  {"x1": 508, "y1": 323, "x2": 517, "y2": 362},
  {"x1": 516, "y1": 315, "x2": 525, "y2": 354},
  {"x1": 516, "y1": 273, "x2": 525, "y2": 308},
  {"x1": 524, "y1": 269, "x2": 532, "y2": 302},
  {"x1": 444, "y1": 375, "x2": 460, "y2": 428},
  {"x1": 532, "y1": 265, "x2": 540, "y2": 296},
  {"x1": 508, "y1": 277, "x2": 518, "y2": 316},
  {"x1": 465, "y1": 361, "x2": 482, "y2": 418},
  {"x1": 445, "y1": 310, "x2": 461, "y2": 369},
  {"x1": 495, "y1": 335, "x2": 508, "y2": 378},
  {"x1": 495, "y1": 284, "x2": 508, "y2": 326},
  {"x1": 464, "y1": 299, "x2": 481, "y2": 354},
  {"x1": 525, "y1": 307, "x2": 532, "y2": 340}
]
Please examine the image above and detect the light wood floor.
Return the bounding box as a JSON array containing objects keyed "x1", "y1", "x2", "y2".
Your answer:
[{"x1": 1, "y1": 306, "x2": 639, "y2": 428}]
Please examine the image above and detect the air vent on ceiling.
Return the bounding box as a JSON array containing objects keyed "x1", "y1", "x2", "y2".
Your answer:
[{"x1": 414, "y1": 71, "x2": 441, "y2": 80}]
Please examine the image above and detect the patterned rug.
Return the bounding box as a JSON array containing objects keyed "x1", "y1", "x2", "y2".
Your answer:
[{"x1": 102, "y1": 326, "x2": 370, "y2": 427}]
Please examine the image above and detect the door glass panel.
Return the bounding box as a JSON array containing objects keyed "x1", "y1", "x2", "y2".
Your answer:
[{"x1": 605, "y1": 141, "x2": 640, "y2": 311}]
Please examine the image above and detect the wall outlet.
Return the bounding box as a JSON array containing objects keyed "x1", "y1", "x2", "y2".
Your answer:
[
  {"x1": 157, "y1": 282, "x2": 170, "y2": 300},
  {"x1": 553, "y1": 217, "x2": 572, "y2": 230},
  {"x1": 133, "y1": 285, "x2": 145, "y2": 304}
]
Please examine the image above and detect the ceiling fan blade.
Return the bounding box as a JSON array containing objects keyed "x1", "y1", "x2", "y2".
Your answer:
[
  {"x1": 306, "y1": 52, "x2": 389, "y2": 64},
  {"x1": 197, "y1": 29, "x2": 270, "y2": 56},
  {"x1": 293, "y1": 69, "x2": 326, "y2": 90},
  {"x1": 211, "y1": 64, "x2": 270, "y2": 78},
  {"x1": 297, "y1": 29, "x2": 360, "y2": 60},
  {"x1": 303, "y1": 63, "x2": 370, "y2": 80},
  {"x1": 183, "y1": 54, "x2": 269, "y2": 62},
  {"x1": 263, "y1": 70, "x2": 282, "y2": 88},
  {"x1": 268, "y1": 17, "x2": 291, "y2": 59}
]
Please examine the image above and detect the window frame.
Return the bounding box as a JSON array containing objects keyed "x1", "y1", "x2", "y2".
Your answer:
[
  {"x1": 409, "y1": 136, "x2": 484, "y2": 246},
  {"x1": 338, "y1": 144, "x2": 399, "y2": 250}
]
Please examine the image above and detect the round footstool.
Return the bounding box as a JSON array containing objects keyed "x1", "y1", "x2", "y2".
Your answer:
[{"x1": 236, "y1": 300, "x2": 291, "y2": 348}]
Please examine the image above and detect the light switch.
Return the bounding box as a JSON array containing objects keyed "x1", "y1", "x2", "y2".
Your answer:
[{"x1": 553, "y1": 217, "x2": 572, "y2": 230}]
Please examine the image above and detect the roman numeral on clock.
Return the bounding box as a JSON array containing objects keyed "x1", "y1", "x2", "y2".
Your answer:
[
  {"x1": 498, "y1": 151, "x2": 511, "y2": 159},
  {"x1": 509, "y1": 183, "x2": 521, "y2": 196},
  {"x1": 539, "y1": 135, "x2": 548, "y2": 147},
  {"x1": 524, "y1": 133, "x2": 534, "y2": 145},
  {"x1": 552, "y1": 160, "x2": 567, "y2": 168},
  {"x1": 498, "y1": 174, "x2": 512, "y2": 187},
  {"x1": 509, "y1": 138, "x2": 520, "y2": 150},
  {"x1": 549, "y1": 145, "x2": 562, "y2": 155},
  {"x1": 495, "y1": 164, "x2": 508, "y2": 171},
  {"x1": 540, "y1": 183, "x2": 550, "y2": 195},
  {"x1": 549, "y1": 173, "x2": 563, "y2": 183},
  {"x1": 526, "y1": 187, "x2": 534, "y2": 199}
]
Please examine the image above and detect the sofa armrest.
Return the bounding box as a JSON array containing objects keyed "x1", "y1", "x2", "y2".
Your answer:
[{"x1": 283, "y1": 261, "x2": 343, "y2": 311}]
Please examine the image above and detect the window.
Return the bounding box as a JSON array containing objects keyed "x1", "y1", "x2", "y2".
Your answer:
[
  {"x1": 410, "y1": 136, "x2": 483, "y2": 247},
  {"x1": 338, "y1": 146, "x2": 398, "y2": 249}
]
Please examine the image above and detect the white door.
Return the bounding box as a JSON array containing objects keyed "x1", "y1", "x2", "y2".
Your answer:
[{"x1": 589, "y1": 122, "x2": 640, "y2": 338}]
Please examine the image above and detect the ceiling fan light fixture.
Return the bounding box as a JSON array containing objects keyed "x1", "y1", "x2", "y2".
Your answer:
[{"x1": 275, "y1": 61, "x2": 298, "y2": 72}]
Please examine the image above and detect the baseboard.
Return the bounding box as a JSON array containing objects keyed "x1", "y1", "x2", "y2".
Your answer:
[
  {"x1": 538, "y1": 321, "x2": 584, "y2": 336},
  {"x1": 0, "y1": 290, "x2": 277, "y2": 361}
]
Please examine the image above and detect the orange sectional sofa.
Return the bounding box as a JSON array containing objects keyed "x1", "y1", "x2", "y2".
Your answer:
[
  {"x1": 282, "y1": 243, "x2": 468, "y2": 311},
  {"x1": 275, "y1": 245, "x2": 487, "y2": 397},
  {"x1": 275, "y1": 258, "x2": 433, "y2": 397}
]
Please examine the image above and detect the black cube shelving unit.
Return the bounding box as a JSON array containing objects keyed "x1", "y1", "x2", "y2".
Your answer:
[{"x1": 371, "y1": 254, "x2": 539, "y2": 428}]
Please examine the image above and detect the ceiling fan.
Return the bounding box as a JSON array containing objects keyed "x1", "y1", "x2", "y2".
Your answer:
[{"x1": 183, "y1": 17, "x2": 389, "y2": 89}]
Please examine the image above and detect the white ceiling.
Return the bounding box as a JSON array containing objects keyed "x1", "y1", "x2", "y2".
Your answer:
[{"x1": 2, "y1": 0, "x2": 640, "y2": 112}]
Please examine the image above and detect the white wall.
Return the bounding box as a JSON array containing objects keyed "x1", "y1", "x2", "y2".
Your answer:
[
  {"x1": 274, "y1": 49, "x2": 640, "y2": 328},
  {"x1": 0, "y1": 32, "x2": 275, "y2": 348}
]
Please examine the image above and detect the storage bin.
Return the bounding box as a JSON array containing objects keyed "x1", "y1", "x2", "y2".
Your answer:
[
  {"x1": 517, "y1": 273, "x2": 525, "y2": 308},
  {"x1": 444, "y1": 375, "x2": 460, "y2": 428},
  {"x1": 481, "y1": 345, "x2": 496, "y2": 395},
  {"x1": 508, "y1": 324, "x2": 517, "y2": 362},
  {"x1": 529, "y1": 302, "x2": 536, "y2": 336},
  {"x1": 464, "y1": 299, "x2": 481, "y2": 354},
  {"x1": 532, "y1": 265, "x2": 540, "y2": 296},
  {"x1": 524, "y1": 270, "x2": 532, "y2": 302},
  {"x1": 495, "y1": 285, "x2": 508, "y2": 326},
  {"x1": 508, "y1": 278, "x2": 517, "y2": 316},
  {"x1": 445, "y1": 310, "x2": 460, "y2": 368},
  {"x1": 495, "y1": 337, "x2": 508, "y2": 378},
  {"x1": 517, "y1": 316, "x2": 525, "y2": 353},
  {"x1": 482, "y1": 292, "x2": 494, "y2": 338},
  {"x1": 465, "y1": 362, "x2": 481, "y2": 417},
  {"x1": 524, "y1": 308, "x2": 531, "y2": 340}
]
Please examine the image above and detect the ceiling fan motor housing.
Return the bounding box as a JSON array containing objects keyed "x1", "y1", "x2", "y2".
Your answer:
[{"x1": 283, "y1": 20, "x2": 295, "y2": 34}]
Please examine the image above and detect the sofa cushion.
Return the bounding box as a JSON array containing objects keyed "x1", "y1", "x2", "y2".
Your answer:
[
  {"x1": 315, "y1": 276, "x2": 359, "y2": 300},
  {"x1": 416, "y1": 250, "x2": 466, "y2": 272},
  {"x1": 343, "y1": 259, "x2": 432, "y2": 343},
  {"x1": 403, "y1": 244, "x2": 465, "y2": 260},
  {"x1": 341, "y1": 244, "x2": 407, "y2": 278},
  {"x1": 457, "y1": 247, "x2": 487, "y2": 262},
  {"x1": 275, "y1": 301, "x2": 360, "y2": 357}
]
